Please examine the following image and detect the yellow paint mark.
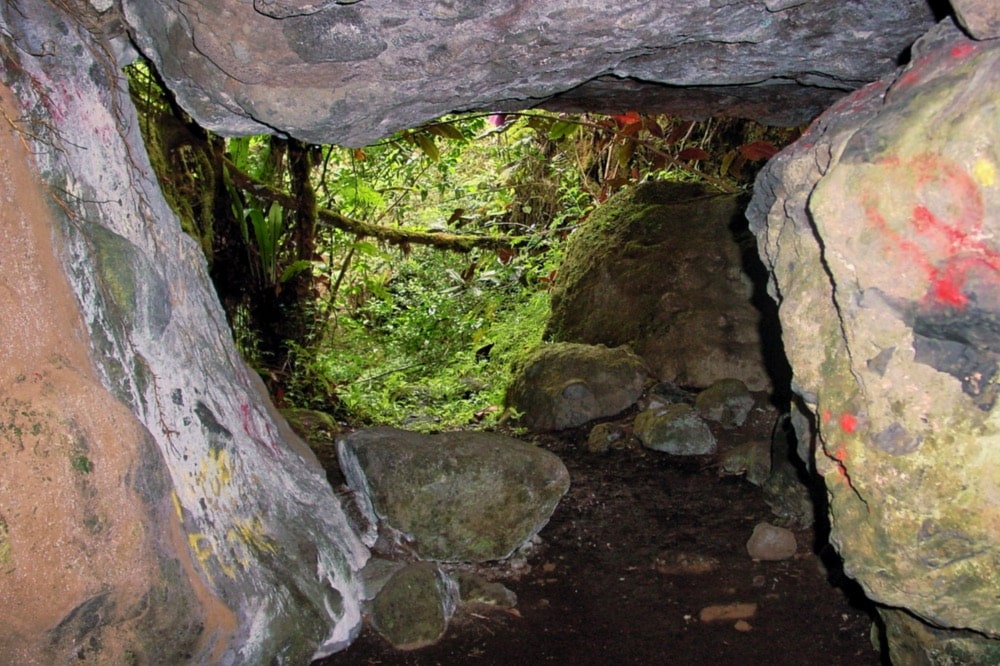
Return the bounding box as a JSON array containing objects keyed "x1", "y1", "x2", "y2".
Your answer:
[
  {"x1": 171, "y1": 490, "x2": 184, "y2": 520},
  {"x1": 972, "y1": 158, "x2": 996, "y2": 187},
  {"x1": 209, "y1": 448, "x2": 232, "y2": 497},
  {"x1": 194, "y1": 447, "x2": 234, "y2": 498},
  {"x1": 228, "y1": 516, "x2": 280, "y2": 560},
  {"x1": 187, "y1": 531, "x2": 237, "y2": 581},
  {"x1": 187, "y1": 532, "x2": 216, "y2": 586}
]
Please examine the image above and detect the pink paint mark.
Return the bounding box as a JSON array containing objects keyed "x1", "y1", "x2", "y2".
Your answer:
[
  {"x1": 822, "y1": 409, "x2": 832, "y2": 424},
  {"x1": 839, "y1": 413, "x2": 858, "y2": 434},
  {"x1": 950, "y1": 43, "x2": 976, "y2": 59},
  {"x1": 238, "y1": 402, "x2": 280, "y2": 455},
  {"x1": 239, "y1": 403, "x2": 254, "y2": 435}
]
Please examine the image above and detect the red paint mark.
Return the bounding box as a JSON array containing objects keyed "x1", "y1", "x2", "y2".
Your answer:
[
  {"x1": 239, "y1": 402, "x2": 280, "y2": 455},
  {"x1": 929, "y1": 267, "x2": 969, "y2": 307},
  {"x1": 834, "y1": 459, "x2": 852, "y2": 486},
  {"x1": 239, "y1": 403, "x2": 254, "y2": 436},
  {"x1": 862, "y1": 154, "x2": 1000, "y2": 310},
  {"x1": 892, "y1": 53, "x2": 933, "y2": 91},
  {"x1": 950, "y1": 43, "x2": 976, "y2": 59},
  {"x1": 839, "y1": 413, "x2": 858, "y2": 434}
]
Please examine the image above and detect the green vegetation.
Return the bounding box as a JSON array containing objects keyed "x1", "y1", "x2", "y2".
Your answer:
[{"x1": 128, "y1": 60, "x2": 796, "y2": 430}]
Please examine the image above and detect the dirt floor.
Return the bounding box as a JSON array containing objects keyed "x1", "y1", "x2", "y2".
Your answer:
[{"x1": 313, "y1": 401, "x2": 886, "y2": 666}]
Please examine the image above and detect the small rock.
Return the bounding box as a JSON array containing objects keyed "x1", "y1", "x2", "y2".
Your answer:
[
  {"x1": 279, "y1": 407, "x2": 339, "y2": 448},
  {"x1": 456, "y1": 571, "x2": 517, "y2": 608},
  {"x1": 734, "y1": 619, "x2": 753, "y2": 632},
  {"x1": 369, "y1": 562, "x2": 458, "y2": 651},
  {"x1": 586, "y1": 422, "x2": 626, "y2": 454},
  {"x1": 695, "y1": 378, "x2": 755, "y2": 428},
  {"x1": 746, "y1": 522, "x2": 797, "y2": 561},
  {"x1": 642, "y1": 382, "x2": 695, "y2": 410},
  {"x1": 699, "y1": 602, "x2": 758, "y2": 622},
  {"x1": 718, "y1": 440, "x2": 772, "y2": 486},
  {"x1": 505, "y1": 342, "x2": 647, "y2": 432},
  {"x1": 634, "y1": 403, "x2": 717, "y2": 456}
]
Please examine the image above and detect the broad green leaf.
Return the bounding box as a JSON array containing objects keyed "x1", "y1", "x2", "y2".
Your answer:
[
  {"x1": 280, "y1": 259, "x2": 315, "y2": 283},
  {"x1": 414, "y1": 132, "x2": 440, "y2": 161},
  {"x1": 548, "y1": 120, "x2": 578, "y2": 141}
]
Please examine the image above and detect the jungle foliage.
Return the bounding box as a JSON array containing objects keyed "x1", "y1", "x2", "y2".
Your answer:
[{"x1": 126, "y1": 60, "x2": 797, "y2": 430}]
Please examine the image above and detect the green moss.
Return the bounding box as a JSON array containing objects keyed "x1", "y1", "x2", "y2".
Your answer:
[
  {"x1": 0, "y1": 516, "x2": 10, "y2": 569},
  {"x1": 71, "y1": 454, "x2": 93, "y2": 474}
]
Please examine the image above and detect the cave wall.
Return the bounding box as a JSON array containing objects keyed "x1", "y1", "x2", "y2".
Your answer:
[{"x1": 0, "y1": 2, "x2": 366, "y2": 663}]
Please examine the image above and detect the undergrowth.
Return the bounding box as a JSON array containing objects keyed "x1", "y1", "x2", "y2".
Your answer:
[{"x1": 283, "y1": 246, "x2": 552, "y2": 430}]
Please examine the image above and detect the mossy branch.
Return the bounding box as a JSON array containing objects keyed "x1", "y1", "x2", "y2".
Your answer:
[{"x1": 223, "y1": 158, "x2": 518, "y2": 253}]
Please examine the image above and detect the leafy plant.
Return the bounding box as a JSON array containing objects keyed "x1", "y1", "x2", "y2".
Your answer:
[{"x1": 129, "y1": 60, "x2": 799, "y2": 429}]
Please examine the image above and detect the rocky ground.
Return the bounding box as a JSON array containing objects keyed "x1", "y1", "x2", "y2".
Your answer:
[{"x1": 314, "y1": 401, "x2": 885, "y2": 666}]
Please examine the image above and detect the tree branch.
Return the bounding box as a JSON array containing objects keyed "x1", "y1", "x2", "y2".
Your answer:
[{"x1": 223, "y1": 158, "x2": 518, "y2": 253}]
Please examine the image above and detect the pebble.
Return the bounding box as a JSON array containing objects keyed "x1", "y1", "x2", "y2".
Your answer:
[
  {"x1": 699, "y1": 602, "x2": 758, "y2": 622},
  {"x1": 746, "y1": 522, "x2": 797, "y2": 561}
]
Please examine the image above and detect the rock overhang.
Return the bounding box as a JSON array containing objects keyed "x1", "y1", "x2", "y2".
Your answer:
[{"x1": 120, "y1": 0, "x2": 943, "y2": 146}]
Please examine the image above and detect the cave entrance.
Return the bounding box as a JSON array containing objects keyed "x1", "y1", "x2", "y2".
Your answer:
[
  {"x1": 128, "y1": 66, "x2": 876, "y2": 660},
  {"x1": 307, "y1": 126, "x2": 879, "y2": 665}
]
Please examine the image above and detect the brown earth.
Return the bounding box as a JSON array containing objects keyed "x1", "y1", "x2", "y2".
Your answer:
[{"x1": 314, "y1": 401, "x2": 885, "y2": 666}]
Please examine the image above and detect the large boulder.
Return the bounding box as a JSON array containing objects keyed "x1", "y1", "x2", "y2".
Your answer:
[
  {"x1": 505, "y1": 342, "x2": 648, "y2": 432},
  {"x1": 338, "y1": 428, "x2": 570, "y2": 562},
  {"x1": 0, "y1": 4, "x2": 367, "y2": 662},
  {"x1": 120, "y1": 0, "x2": 938, "y2": 145},
  {"x1": 747, "y1": 19, "x2": 1000, "y2": 660},
  {"x1": 546, "y1": 182, "x2": 779, "y2": 392}
]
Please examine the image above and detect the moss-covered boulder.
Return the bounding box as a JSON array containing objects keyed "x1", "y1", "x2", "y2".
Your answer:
[
  {"x1": 505, "y1": 342, "x2": 647, "y2": 432},
  {"x1": 546, "y1": 181, "x2": 782, "y2": 392},
  {"x1": 337, "y1": 428, "x2": 570, "y2": 562},
  {"x1": 747, "y1": 20, "x2": 1000, "y2": 660}
]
